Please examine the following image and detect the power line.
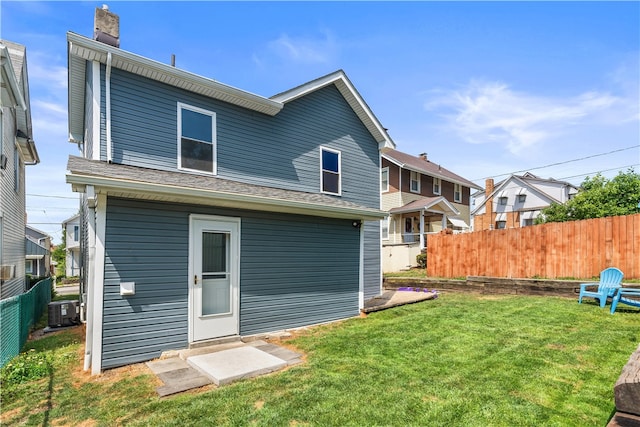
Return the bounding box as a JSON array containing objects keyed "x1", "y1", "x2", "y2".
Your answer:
[
  {"x1": 473, "y1": 144, "x2": 640, "y2": 181},
  {"x1": 26, "y1": 194, "x2": 78, "y2": 199},
  {"x1": 559, "y1": 164, "x2": 639, "y2": 181}
]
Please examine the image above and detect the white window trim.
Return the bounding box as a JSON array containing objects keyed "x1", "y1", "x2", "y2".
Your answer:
[
  {"x1": 382, "y1": 217, "x2": 389, "y2": 240},
  {"x1": 454, "y1": 183, "x2": 462, "y2": 203},
  {"x1": 381, "y1": 167, "x2": 389, "y2": 193},
  {"x1": 177, "y1": 102, "x2": 217, "y2": 175},
  {"x1": 320, "y1": 146, "x2": 341, "y2": 196},
  {"x1": 410, "y1": 171, "x2": 421, "y2": 194},
  {"x1": 433, "y1": 177, "x2": 441, "y2": 195}
]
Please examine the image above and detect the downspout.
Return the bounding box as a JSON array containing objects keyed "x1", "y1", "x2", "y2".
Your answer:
[
  {"x1": 105, "y1": 52, "x2": 113, "y2": 163},
  {"x1": 397, "y1": 167, "x2": 402, "y2": 244},
  {"x1": 419, "y1": 209, "x2": 425, "y2": 250},
  {"x1": 83, "y1": 186, "x2": 96, "y2": 371}
]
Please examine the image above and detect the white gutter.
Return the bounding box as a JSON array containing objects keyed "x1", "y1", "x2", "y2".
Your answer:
[
  {"x1": 66, "y1": 173, "x2": 387, "y2": 221},
  {"x1": 105, "y1": 52, "x2": 113, "y2": 163}
]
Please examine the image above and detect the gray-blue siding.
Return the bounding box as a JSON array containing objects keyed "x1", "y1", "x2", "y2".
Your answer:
[
  {"x1": 104, "y1": 68, "x2": 380, "y2": 210},
  {"x1": 362, "y1": 221, "x2": 382, "y2": 300},
  {"x1": 101, "y1": 197, "x2": 360, "y2": 369}
]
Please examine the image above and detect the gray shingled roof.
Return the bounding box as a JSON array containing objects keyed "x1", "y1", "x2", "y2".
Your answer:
[
  {"x1": 66, "y1": 156, "x2": 385, "y2": 220},
  {"x1": 383, "y1": 149, "x2": 481, "y2": 190}
]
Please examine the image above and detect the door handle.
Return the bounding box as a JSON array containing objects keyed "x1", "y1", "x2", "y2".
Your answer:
[{"x1": 194, "y1": 275, "x2": 198, "y2": 285}]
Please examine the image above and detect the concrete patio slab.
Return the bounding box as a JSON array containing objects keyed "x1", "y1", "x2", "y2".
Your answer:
[
  {"x1": 188, "y1": 346, "x2": 288, "y2": 386},
  {"x1": 146, "y1": 358, "x2": 213, "y2": 397}
]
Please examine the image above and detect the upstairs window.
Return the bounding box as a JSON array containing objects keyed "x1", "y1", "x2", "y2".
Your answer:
[
  {"x1": 73, "y1": 225, "x2": 79, "y2": 242},
  {"x1": 321, "y1": 147, "x2": 341, "y2": 195},
  {"x1": 433, "y1": 177, "x2": 441, "y2": 195},
  {"x1": 381, "y1": 167, "x2": 389, "y2": 193},
  {"x1": 454, "y1": 183, "x2": 462, "y2": 202},
  {"x1": 382, "y1": 217, "x2": 389, "y2": 240},
  {"x1": 517, "y1": 194, "x2": 527, "y2": 203},
  {"x1": 498, "y1": 196, "x2": 508, "y2": 205},
  {"x1": 178, "y1": 103, "x2": 216, "y2": 174},
  {"x1": 410, "y1": 171, "x2": 420, "y2": 193}
]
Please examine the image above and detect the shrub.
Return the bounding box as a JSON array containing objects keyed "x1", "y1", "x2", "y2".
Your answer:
[
  {"x1": 416, "y1": 253, "x2": 427, "y2": 269},
  {"x1": 1, "y1": 349, "x2": 52, "y2": 387}
]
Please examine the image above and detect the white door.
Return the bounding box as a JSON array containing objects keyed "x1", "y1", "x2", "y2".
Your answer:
[{"x1": 190, "y1": 215, "x2": 240, "y2": 342}]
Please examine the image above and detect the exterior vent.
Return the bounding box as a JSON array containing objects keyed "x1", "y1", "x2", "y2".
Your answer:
[
  {"x1": 94, "y1": 5, "x2": 120, "y2": 48},
  {"x1": 48, "y1": 300, "x2": 80, "y2": 327},
  {"x1": 0, "y1": 265, "x2": 16, "y2": 280}
]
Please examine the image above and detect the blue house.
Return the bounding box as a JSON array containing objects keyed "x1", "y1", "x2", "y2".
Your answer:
[{"x1": 66, "y1": 9, "x2": 394, "y2": 374}]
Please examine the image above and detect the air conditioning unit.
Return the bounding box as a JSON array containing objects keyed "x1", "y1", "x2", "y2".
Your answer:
[{"x1": 48, "y1": 300, "x2": 80, "y2": 328}]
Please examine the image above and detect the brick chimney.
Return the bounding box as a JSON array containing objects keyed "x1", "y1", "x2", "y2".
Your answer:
[
  {"x1": 485, "y1": 178, "x2": 494, "y2": 230},
  {"x1": 94, "y1": 5, "x2": 120, "y2": 48},
  {"x1": 419, "y1": 153, "x2": 428, "y2": 161}
]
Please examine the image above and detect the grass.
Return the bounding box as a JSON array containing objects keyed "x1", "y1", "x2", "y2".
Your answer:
[{"x1": 1, "y1": 293, "x2": 639, "y2": 426}]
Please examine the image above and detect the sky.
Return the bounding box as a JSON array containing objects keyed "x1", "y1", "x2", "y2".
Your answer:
[{"x1": 1, "y1": 1, "x2": 639, "y2": 243}]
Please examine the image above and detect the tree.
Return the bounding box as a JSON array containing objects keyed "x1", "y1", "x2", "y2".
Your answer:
[
  {"x1": 536, "y1": 169, "x2": 640, "y2": 224},
  {"x1": 51, "y1": 228, "x2": 66, "y2": 277}
]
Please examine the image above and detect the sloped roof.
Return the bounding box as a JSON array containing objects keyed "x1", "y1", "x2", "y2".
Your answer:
[
  {"x1": 271, "y1": 70, "x2": 395, "y2": 149},
  {"x1": 67, "y1": 33, "x2": 393, "y2": 150},
  {"x1": 389, "y1": 196, "x2": 461, "y2": 216},
  {"x1": 66, "y1": 156, "x2": 386, "y2": 221},
  {"x1": 382, "y1": 149, "x2": 482, "y2": 190},
  {"x1": 1, "y1": 40, "x2": 38, "y2": 164},
  {"x1": 471, "y1": 174, "x2": 578, "y2": 215}
]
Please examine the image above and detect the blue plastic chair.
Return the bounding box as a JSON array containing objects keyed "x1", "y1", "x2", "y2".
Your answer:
[
  {"x1": 610, "y1": 288, "x2": 640, "y2": 314},
  {"x1": 578, "y1": 267, "x2": 624, "y2": 308}
]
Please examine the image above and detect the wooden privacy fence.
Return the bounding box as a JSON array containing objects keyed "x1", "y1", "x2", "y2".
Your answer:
[{"x1": 427, "y1": 213, "x2": 640, "y2": 279}]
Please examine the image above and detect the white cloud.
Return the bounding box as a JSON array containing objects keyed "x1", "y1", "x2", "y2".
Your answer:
[
  {"x1": 255, "y1": 30, "x2": 338, "y2": 66},
  {"x1": 425, "y1": 80, "x2": 638, "y2": 155}
]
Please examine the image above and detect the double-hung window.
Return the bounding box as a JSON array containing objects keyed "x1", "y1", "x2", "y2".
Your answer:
[
  {"x1": 433, "y1": 177, "x2": 441, "y2": 195},
  {"x1": 454, "y1": 183, "x2": 462, "y2": 202},
  {"x1": 410, "y1": 171, "x2": 420, "y2": 193},
  {"x1": 178, "y1": 103, "x2": 216, "y2": 174},
  {"x1": 381, "y1": 167, "x2": 389, "y2": 193},
  {"x1": 321, "y1": 147, "x2": 341, "y2": 195}
]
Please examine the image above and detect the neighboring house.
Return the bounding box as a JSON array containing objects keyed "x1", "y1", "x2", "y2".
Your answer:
[
  {"x1": 62, "y1": 214, "x2": 81, "y2": 277},
  {"x1": 471, "y1": 172, "x2": 579, "y2": 231},
  {"x1": 0, "y1": 40, "x2": 39, "y2": 300},
  {"x1": 66, "y1": 8, "x2": 393, "y2": 374},
  {"x1": 25, "y1": 225, "x2": 52, "y2": 278},
  {"x1": 380, "y1": 149, "x2": 482, "y2": 272}
]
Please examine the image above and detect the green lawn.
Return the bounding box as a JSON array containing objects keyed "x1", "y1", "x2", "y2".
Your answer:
[{"x1": 2, "y1": 293, "x2": 638, "y2": 426}]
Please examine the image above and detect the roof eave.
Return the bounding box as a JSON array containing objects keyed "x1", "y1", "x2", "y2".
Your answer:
[
  {"x1": 66, "y1": 172, "x2": 386, "y2": 221},
  {"x1": 67, "y1": 32, "x2": 284, "y2": 144},
  {"x1": 272, "y1": 70, "x2": 395, "y2": 150}
]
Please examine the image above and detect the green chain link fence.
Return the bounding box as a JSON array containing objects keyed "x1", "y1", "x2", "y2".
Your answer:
[{"x1": 0, "y1": 277, "x2": 52, "y2": 368}]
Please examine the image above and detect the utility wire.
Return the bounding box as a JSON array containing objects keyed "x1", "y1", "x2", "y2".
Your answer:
[
  {"x1": 559, "y1": 164, "x2": 639, "y2": 181},
  {"x1": 26, "y1": 194, "x2": 78, "y2": 199},
  {"x1": 473, "y1": 144, "x2": 640, "y2": 181}
]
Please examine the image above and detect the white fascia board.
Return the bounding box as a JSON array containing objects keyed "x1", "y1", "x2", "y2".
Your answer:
[
  {"x1": 272, "y1": 70, "x2": 395, "y2": 149},
  {"x1": 512, "y1": 175, "x2": 561, "y2": 204},
  {"x1": 67, "y1": 33, "x2": 282, "y2": 117},
  {"x1": 0, "y1": 45, "x2": 27, "y2": 110},
  {"x1": 66, "y1": 173, "x2": 386, "y2": 221}
]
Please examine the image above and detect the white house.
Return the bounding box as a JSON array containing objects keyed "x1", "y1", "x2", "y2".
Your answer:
[
  {"x1": 62, "y1": 214, "x2": 81, "y2": 277},
  {"x1": 472, "y1": 172, "x2": 579, "y2": 231}
]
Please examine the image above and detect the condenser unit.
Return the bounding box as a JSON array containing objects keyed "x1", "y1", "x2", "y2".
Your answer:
[{"x1": 48, "y1": 300, "x2": 80, "y2": 327}]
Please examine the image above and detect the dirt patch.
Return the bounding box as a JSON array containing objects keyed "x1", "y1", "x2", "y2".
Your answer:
[{"x1": 0, "y1": 406, "x2": 25, "y2": 423}]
